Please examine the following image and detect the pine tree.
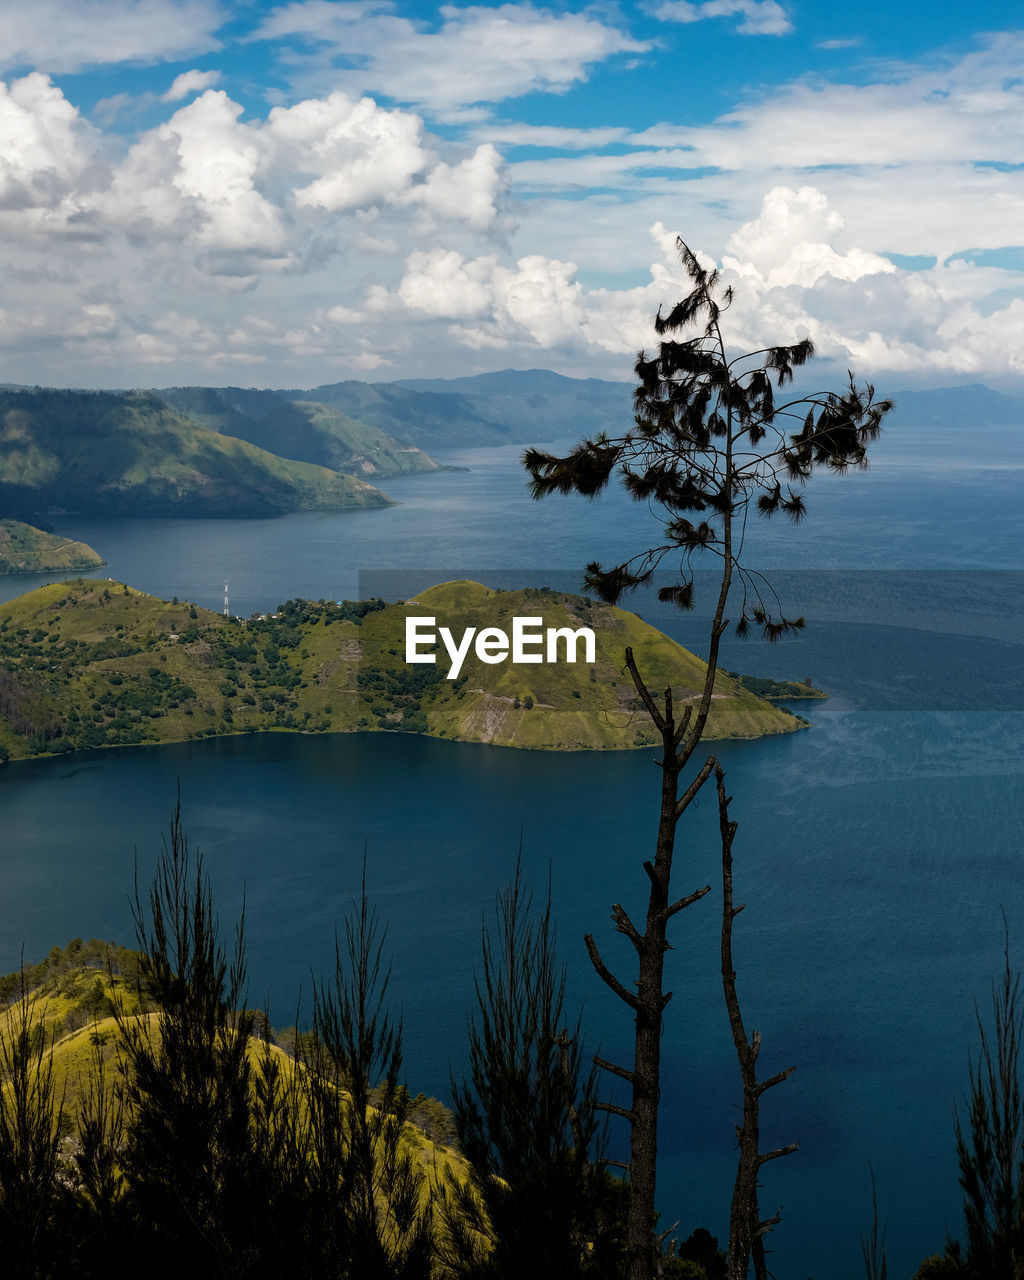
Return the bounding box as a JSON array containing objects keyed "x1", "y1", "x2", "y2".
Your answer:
[
  {"x1": 949, "y1": 923, "x2": 1024, "y2": 1277},
  {"x1": 438, "y1": 864, "x2": 624, "y2": 1279},
  {"x1": 114, "y1": 800, "x2": 263, "y2": 1275}
]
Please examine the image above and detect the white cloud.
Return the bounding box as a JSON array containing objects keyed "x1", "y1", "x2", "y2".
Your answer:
[
  {"x1": 398, "y1": 249, "x2": 496, "y2": 318},
  {"x1": 0, "y1": 73, "x2": 100, "y2": 212},
  {"x1": 693, "y1": 189, "x2": 1024, "y2": 379},
  {"x1": 405, "y1": 144, "x2": 504, "y2": 229},
  {"x1": 269, "y1": 91, "x2": 430, "y2": 212},
  {"x1": 651, "y1": 0, "x2": 792, "y2": 36},
  {"x1": 164, "y1": 69, "x2": 222, "y2": 101},
  {"x1": 252, "y1": 2, "x2": 648, "y2": 112},
  {"x1": 396, "y1": 248, "x2": 585, "y2": 347},
  {"x1": 0, "y1": 0, "x2": 225, "y2": 74},
  {"x1": 468, "y1": 123, "x2": 631, "y2": 150},
  {"x1": 89, "y1": 85, "x2": 504, "y2": 272},
  {"x1": 106, "y1": 90, "x2": 286, "y2": 254},
  {"x1": 6, "y1": 20, "x2": 1024, "y2": 389},
  {"x1": 628, "y1": 35, "x2": 1024, "y2": 171},
  {"x1": 721, "y1": 186, "x2": 895, "y2": 288}
]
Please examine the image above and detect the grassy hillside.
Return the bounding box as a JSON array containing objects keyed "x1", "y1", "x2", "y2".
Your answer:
[
  {"x1": 0, "y1": 579, "x2": 808, "y2": 761},
  {"x1": 156, "y1": 387, "x2": 440, "y2": 478},
  {"x1": 0, "y1": 940, "x2": 461, "y2": 1167},
  {"x1": 0, "y1": 389, "x2": 392, "y2": 517},
  {"x1": 0, "y1": 519, "x2": 104, "y2": 574}
]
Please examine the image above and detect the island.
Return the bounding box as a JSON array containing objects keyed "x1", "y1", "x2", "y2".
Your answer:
[{"x1": 0, "y1": 578, "x2": 818, "y2": 761}]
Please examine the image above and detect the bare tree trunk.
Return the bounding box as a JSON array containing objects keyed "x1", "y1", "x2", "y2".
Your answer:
[
  {"x1": 588, "y1": 648, "x2": 720, "y2": 1280},
  {"x1": 716, "y1": 764, "x2": 798, "y2": 1279}
]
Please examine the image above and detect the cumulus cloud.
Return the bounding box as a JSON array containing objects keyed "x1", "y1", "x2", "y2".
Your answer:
[
  {"x1": 268, "y1": 92, "x2": 430, "y2": 212},
  {"x1": 396, "y1": 248, "x2": 585, "y2": 348},
  {"x1": 721, "y1": 186, "x2": 895, "y2": 288},
  {"x1": 104, "y1": 90, "x2": 285, "y2": 255},
  {"x1": 0, "y1": 73, "x2": 100, "y2": 212},
  {"x1": 0, "y1": 0, "x2": 226, "y2": 74},
  {"x1": 164, "y1": 69, "x2": 222, "y2": 101},
  {"x1": 0, "y1": 71, "x2": 516, "y2": 381},
  {"x1": 381, "y1": 185, "x2": 1024, "y2": 384},
  {"x1": 405, "y1": 144, "x2": 504, "y2": 228},
  {"x1": 252, "y1": 2, "x2": 648, "y2": 112},
  {"x1": 651, "y1": 0, "x2": 792, "y2": 36},
  {"x1": 699, "y1": 188, "x2": 1024, "y2": 378},
  {"x1": 88, "y1": 85, "x2": 505, "y2": 269},
  {"x1": 5, "y1": 20, "x2": 1024, "y2": 389}
]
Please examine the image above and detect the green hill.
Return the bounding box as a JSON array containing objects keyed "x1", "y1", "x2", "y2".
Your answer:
[
  {"x1": 0, "y1": 389, "x2": 392, "y2": 517},
  {"x1": 0, "y1": 939, "x2": 461, "y2": 1172},
  {"x1": 0, "y1": 579, "x2": 809, "y2": 761},
  {"x1": 0, "y1": 519, "x2": 104, "y2": 574},
  {"x1": 156, "y1": 387, "x2": 440, "y2": 478}
]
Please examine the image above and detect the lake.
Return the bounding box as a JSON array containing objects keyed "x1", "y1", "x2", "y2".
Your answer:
[{"x1": 1, "y1": 416, "x2": 1023, "y2": 1277}]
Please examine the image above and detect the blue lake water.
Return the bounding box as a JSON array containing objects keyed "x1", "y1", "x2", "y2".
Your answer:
[{"x1": 1, "y1": 416, "x2": 1023, "y2": 1277}]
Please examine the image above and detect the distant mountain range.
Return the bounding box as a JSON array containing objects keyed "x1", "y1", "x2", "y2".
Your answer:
[
  {"x1": 273, "y1": 368, "x2": 635, "y2": 449},
  {"x1": 0, "y1": 372, "x2": 1019, "y2": 531},
  {"x1": 878, "y1": 382, "x2": 1024, "y2": 427}
]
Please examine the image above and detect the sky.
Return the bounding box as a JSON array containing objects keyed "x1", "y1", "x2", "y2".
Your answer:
[{"x1": 2, "y1": 0, "x2": 1024, "y2": 390}]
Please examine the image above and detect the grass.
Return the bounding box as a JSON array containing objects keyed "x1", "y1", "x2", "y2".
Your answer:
[{"x1": 0, "y1": 944, "x2": 466, "y2": 1193}]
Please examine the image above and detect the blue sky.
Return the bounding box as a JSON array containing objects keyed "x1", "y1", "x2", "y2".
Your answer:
[{"x1": 2, "y1": 0, "x2": 1024, "y2": 388}]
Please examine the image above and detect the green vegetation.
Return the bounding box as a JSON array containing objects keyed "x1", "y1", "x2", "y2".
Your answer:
[
  {"x1": 0, "y1": 388, "x2": 392, "y2": 518},
  {"x1": 0, "y1": 807, "x2": 639, "y2": 1278},
  {"x1": 157, "y1": 387, "x2": 440, "y2": 478},
  {"x1": 721, "y1": 671, "x2": 826, "y2": 700},
  {"x1": 0, "y1": 578, "x2": 806, "y2": 762},
  {"x1": 0, "y1": 815, "x2": 469, "y2": 1278},
  {"x1": 0, "y1": 519, "x2": 105, "y2": 574}
]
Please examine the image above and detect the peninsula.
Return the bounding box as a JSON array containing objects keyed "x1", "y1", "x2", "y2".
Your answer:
[
  {"x1": 0, "y1": 579, "x2": 814, "y2": 761},
  {"x1": 0, "y1": 520, "x2": 105, "y2": 575}
]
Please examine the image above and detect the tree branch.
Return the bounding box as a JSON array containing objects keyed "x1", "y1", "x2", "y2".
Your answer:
[
  {"x1": 596, "y1": 1101, "x2": 635, "y2": 1121},
  {"x1": 611, "y1": 903, "x2": 644, "y2": 952},
  {"x1": 584, "y1": 933, "x2": 639, "y2": 1010},
  {"x1": 675, "y1": 755, "x2": 716, "y2": 819},
  {"x1": 759, "y1": 1143, "x2": 800, "y2": 1166},
  {"x1": 624, "y1": 647, "x2": 666, "y2": 732},
  {"x1": 757, "y1": 1065, "x2": 797, "y2": 1094},
  {"x1": 663, "y1": 884, "x2": 711, "y2": 923},
  {"x1": 593, "y1": 1054, "x2": 635, "y2": 1083}
]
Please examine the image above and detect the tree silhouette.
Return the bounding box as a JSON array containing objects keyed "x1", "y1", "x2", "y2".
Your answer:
[
  {"x1": 299, "y1": 865, "x2": 434, "y2": 1280},
  {"x1": 438, "y1": 863, "x2": 623, "y2": 1279},
  {"x1": 947, "y1": 921, "x2": 1024, "y2": 1276},
  {"x1": 114, "y1": 800, "x2": 265, "y2": 1275},
  {"x1": 524, "y1": 238, "x2": 891, "y2": 1280},
  {"x1": 0, "y1": 971, "x2": 68, "y2": 1278}
]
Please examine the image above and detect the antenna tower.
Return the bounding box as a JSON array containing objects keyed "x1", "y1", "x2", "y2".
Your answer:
[{"x1": 224, "y1": 579, "x2": 229, "y2": 617}]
